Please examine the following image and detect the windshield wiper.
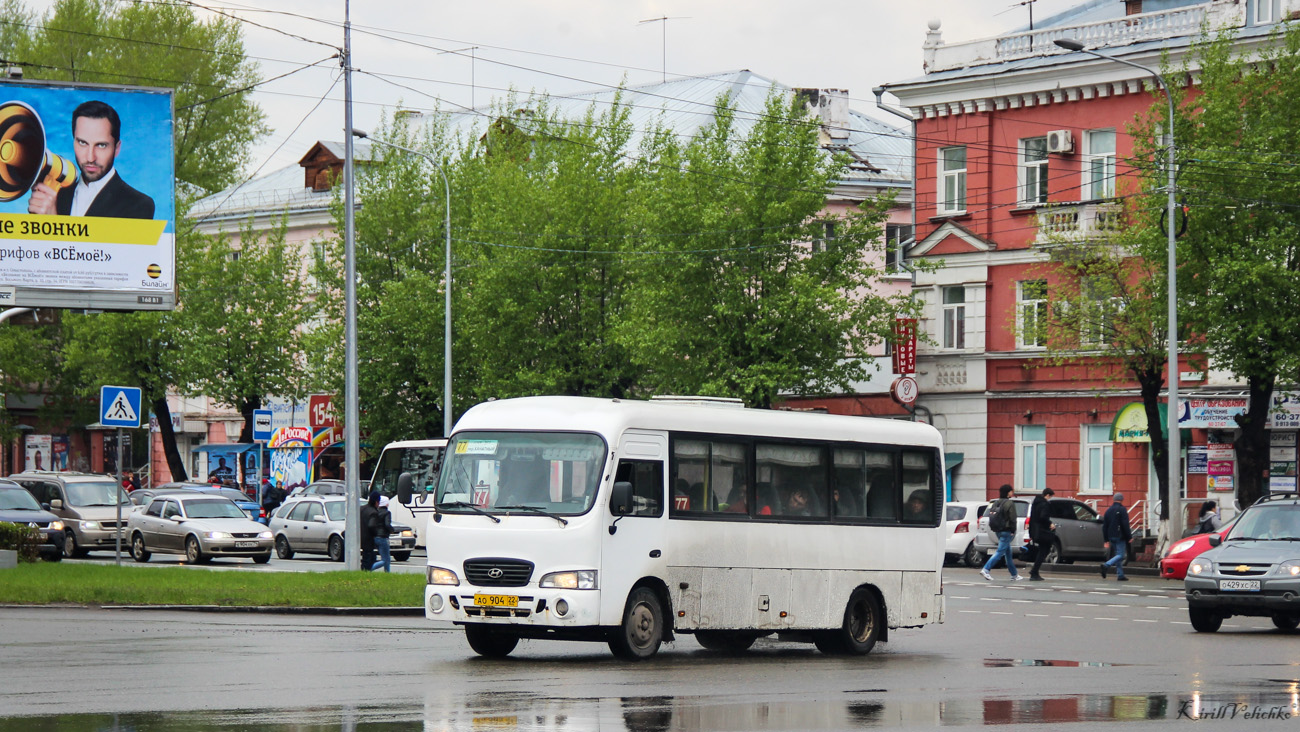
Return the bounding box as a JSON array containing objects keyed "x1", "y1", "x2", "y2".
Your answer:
[
  {"x1": 436, "y1": 501, "x2": 501, "y2": 523},
  {"x1": 496, "y1": 504, "x2": 569, "y2": 527}
]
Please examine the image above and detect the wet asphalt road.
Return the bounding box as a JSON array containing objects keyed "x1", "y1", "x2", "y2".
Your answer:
[{"x1": 2, "y1": 566, "x2": 1299, "y2": 730}]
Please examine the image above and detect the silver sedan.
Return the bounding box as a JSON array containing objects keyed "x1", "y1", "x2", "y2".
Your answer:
[{"x1": 127, "y1": 494, "x2": 274, "y2": 564}]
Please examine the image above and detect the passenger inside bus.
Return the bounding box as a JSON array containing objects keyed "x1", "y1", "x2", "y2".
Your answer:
[
  {"x1": 904, "y1": 489, "x2": 932, "y2": 522},
  {"x1": 833, "y1": 486, "x2": 862, "y2": 517}
]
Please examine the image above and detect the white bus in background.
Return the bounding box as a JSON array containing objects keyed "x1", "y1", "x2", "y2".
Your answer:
[
  {"x1": 407, "y1": 395, "x2": 945, "y2": 661},
  {"x1": 368, "y1": 438, "x2": 447, "y2": 547}
]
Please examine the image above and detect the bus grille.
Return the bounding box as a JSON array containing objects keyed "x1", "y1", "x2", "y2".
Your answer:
[{"x1": 464, "y1": 558, "x2": 533, "y2": 587}]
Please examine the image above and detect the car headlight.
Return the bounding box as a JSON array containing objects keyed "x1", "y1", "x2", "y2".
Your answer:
[
  {"x1": 204, "y1": 531, "x2": 232, "y2": 540},
  {"x1": 258, "y1": 531, "x2": 273, "y2": 540},
  {"x1": 48, "y1": 521, "x2": 64, "y2": 531},
  {"x1": 539, "y1": 570, "x2": 598, "y2": 590},
  {"x1": 1189, "y1": 558, "x2": 1213, "y2": 575},
  {"x1": 1279, "y1": 560, "x2": 1300, "y2": 577},
  {"x1": 427, "y1": 566, "x2": 460, "y2": 586},
  {"x1": 1166, "y1": 540, "x2": 1196, "y2": 557},
  {"x1": 80, "y1": 521, "x2": 100, "y2": 530}
]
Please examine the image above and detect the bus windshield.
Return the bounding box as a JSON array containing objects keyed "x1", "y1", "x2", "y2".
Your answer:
[
  {"x1": 370, "y1": 444, "x2": 445, "y2": 499},
  {"x1": 436, "y1": 431, "x2": 607, "y2": 517}
]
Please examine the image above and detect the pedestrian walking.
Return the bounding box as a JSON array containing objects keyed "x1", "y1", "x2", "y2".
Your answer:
[
  {"x1": 371, "y1": 495, "x2": 394, "y2": 573},
  {"x1": 360, "y1": 492, "x2": 379, "y2": 571},
  {"x1": 1100, "y1": 492, "x2": 1132, "y2": 581},
  {"x1": 260, "y1": 479, "x2": 286, "y2": 524},
  {"x1": 1197, "y1": 500, "x2": 1222, "y2": 535},
  {"x1": 1028, "y1": 487, "x2": 1057, "y2": 581},
  {"x1": 981, "y1": 484, "x2": 1023, "y2": 581}
]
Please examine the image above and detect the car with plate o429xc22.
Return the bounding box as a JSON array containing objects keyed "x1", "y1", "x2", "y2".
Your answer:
[
  {"x1": 127, "y1": 493, "x2": 274, "y2": 564},
  {"x1": 1184, "y1": 493, "x2": 1300, "y2": 633}
]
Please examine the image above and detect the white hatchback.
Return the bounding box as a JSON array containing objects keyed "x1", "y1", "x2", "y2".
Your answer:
[{"x1": 944, "y1": 501, "x2": 988, "y2": 567}]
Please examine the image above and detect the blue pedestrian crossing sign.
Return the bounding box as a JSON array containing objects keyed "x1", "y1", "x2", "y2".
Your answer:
[{"x1": 100, "y1": 386, "x2": 142, "y2": 428}]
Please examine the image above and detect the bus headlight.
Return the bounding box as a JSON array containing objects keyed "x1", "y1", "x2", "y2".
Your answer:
[
  {"x1": 540, "y1": 570, "x2": 598, "y2": 590},
  {"x1": 427, "y1": 566, "x2": 460, "y2": 586}
]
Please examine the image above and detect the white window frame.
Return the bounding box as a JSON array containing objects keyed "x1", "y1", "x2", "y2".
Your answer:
[
  {"x1": 884, "y1": 223, "x2": 912, "y2": 274},
  {"x1": 1016, "y1": 280, "x2": 1048, "y2": 350},
  {"x1": 1252, "y1": 0, "x2": 1280, "y2": 24},
  {"x1": 1083, "y1": 129, "x2": 1116, "y2": 200},
  {"x1": 1079, "y1": 279, "x2": 1121, "y2": 348},
  {"x1": 938, "y1": 146, "x2": 967, "y2": 215},
  {"x1": 1080, "y1": 424, "x2": 1114, "y2": 495},
  {"x1": 1019, "y1": 137, "x2": 1049, "y2": 205},
  {"x1": 1017, "y1": 424, "x2": 1047, "y2": 493},
  {"x1": 941, "y1": 286, "x2": 966, "y2": 350}
]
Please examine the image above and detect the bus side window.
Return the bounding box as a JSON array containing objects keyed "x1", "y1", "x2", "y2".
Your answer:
[{"x1": 614, "y1": 460, "x2": 664, "y2": 518}]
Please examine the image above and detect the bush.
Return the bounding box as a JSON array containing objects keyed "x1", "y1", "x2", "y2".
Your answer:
[{"x1": 0, "y1": 521, "x2": 42, "y2": 562}]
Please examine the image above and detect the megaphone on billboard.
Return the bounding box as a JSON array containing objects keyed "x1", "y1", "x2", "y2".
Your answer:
[{"x1": 0, "y1": 100, "x2": 76, "y2": 203}]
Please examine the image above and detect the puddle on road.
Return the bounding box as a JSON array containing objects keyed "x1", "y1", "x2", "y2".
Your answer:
[
  {"x1": 3, "y1": 691, "x2": 1298, "y2": 730},
  {"x1": 982, "y1": 657, "x2": 1134, "y2": 668}
]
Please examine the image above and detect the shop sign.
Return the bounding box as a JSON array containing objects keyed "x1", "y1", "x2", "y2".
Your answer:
[
  {"x1": 1187, "y1": 447, "x2": 1208, "y2": 474},
  {"x1": 1180, "y1": 398, "x2": 1247, "y2": 429},
  {"x1": 1269, "y1": 393, "x2": 1300, "y2": 429}
]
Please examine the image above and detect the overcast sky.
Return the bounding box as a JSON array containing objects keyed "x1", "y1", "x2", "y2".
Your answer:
[{"x1": 45, "y1": 0, "x2": 1091, "y2": 181}]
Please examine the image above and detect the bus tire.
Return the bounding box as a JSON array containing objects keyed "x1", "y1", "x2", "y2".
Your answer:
[
  {"x1": 815, "y1": 587, "x2": 882, "y2": 656},
  {"x1": 464, "y1": 625, "x2": 519, "y2": 658},
  {"x1": 695, "y1": 630, "x2": 757, "y2": 653},
  {"x1": 608, "y1": 586, "x2": 664, "y2": 661}
]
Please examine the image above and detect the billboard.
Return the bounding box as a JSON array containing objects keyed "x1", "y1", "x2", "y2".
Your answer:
[{"x1": 0, "y1": 80, "x2": 174, "y2": 310}]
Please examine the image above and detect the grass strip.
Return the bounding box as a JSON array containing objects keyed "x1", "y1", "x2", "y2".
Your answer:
[{"x1": 0, "y1": 563, "x2": 425, "y2": 607}]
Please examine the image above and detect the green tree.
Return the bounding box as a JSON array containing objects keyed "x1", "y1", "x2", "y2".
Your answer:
[{"x1": 1133, "y1": 26, "x2": 1300, "y2": 509}]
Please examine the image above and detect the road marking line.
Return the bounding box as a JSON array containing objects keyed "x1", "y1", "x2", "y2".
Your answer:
[
  {"x1": 1062, "y1": 615, "x2": 1083, "y2": 619},
  {"x1": 1134, "y1": 619, "x2": 1157, "y2": 623},
  {"x1": 1027, "y1": 613, "x2": 1049, "y2": 617},
  {"x1": 1096, "y1": 617, "x2": 1118, "y2": 621},
  {"x1": 990, "y1": 611, "x2": 1013, "y2": 615},
  {"x1": 1088, "y1": 591, "x2": 1108, "y2": 595},
  {"x1": 1040, "y1": 601, "x2": 1064, "y2": 605},
  {"x1": 1061, "y1": 590, "x2": 1082, "y2": 593},
  {"x1": 951, "y1": 596, "x2": 970, "y2": 599},
  {"x1": 1011, "y1": 599, "x2": 1032, "y2": 603},
  {"x1": 1118, "y1": 593, "x2": 1139, "y2": 597},
  {"x1": 958, "y1": 610, "x2": 982, "y2": 614},
  {"x1": 1078, "y1": 603, "x2": 1099, "y2": 607},
  {"x1": 980, "y1": 598, "x2": 1002, "y2": 602},
  {"x1": 1146, "y1": 606, "x2": 1170, "y2": 610},
  {"x1": 1172, "y1": 621, "x2": 1191, "y2": 625}
]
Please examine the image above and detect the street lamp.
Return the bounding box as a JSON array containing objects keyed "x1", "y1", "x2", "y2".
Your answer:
[
  {"x1": 350, "y1": 129, "x2": 454, "y2": 438},
  {"x1": 1054, "y1": 38, "x2": 1181, "y2": 537}
]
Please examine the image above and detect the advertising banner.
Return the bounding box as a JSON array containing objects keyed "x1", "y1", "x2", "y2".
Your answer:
[
  {"x1": 24, "y1": 433, "x2": 50, "y2": 471},
  {"x1": 268, "y1": 427, "x2": 312, "y2": 492},
  {"x1": 1187, "y1": 446, "x2": 1208, "y2": 474},
  {"x1": 51, "y1": 435, "x2": 69, "y2": 471},
  {"x1": 892, "y1": 318, "x2": 916, "y2": 375},
  {"x1": 204, "y1": 447, "x2": 239, "y2": 486},
  {"x1": 1179, "y1": 398, "x2": 1248, "y2": 429},
  {"x1": 0, "y1": 80, "x2": 175, "y2": 311},
  {"x1": 1269, "y1": 393, "x2": 1300, "y2": 429}
]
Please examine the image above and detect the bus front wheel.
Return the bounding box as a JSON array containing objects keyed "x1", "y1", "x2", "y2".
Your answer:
[
  {"x1": 609, "y1": 586, "x2": 664, "y2": 661},
  {"x1": 464, "y1": 625, "x2": 519, "y2": 658},
  {"x1": 814, "y1": 588, "x2": 882, "y2": 656}
]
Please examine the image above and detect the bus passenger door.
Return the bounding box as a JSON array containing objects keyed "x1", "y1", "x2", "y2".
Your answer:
[{"x1": 601, "y1": 430, "x2": 669, "y2": 626}]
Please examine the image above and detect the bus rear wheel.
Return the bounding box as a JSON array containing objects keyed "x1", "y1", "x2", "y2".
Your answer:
[
  {"x1": 609, "y1": 587, "x2": 664, "y2": 661},
  {"x1": 464, "y1": 625, "x2": 519, "y2": 658},
  {"x1": 695, "y1": 630, "x2": 758, "y2": 653},
  {"x1": 814, "y1": 588, "x2": 882, "y2": 656}
]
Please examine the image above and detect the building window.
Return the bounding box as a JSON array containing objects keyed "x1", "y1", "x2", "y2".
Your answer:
[
  {"x1": 1251, "y1": 0, "x2": 1280, "y2": 24},
  {"x1": 1081, "y1": 424, "x2": 1113, "y2": 494},
  {"x1": 885, "y1": 223, "x2": 912, "y2": 273},
  {"x1": 1018, "y1": 424, "x2": 1047, "y2": 493},
  {"x1": 942, "y1": 286, "x2": 966, "y2": 349},
  {"x1": 1083, "y1": 129, "x2": 1116, "y2": 200},
  {"x1": 1020, "y1": 137, "x2": 1049, "y2": 205},
  {"x1": 1079, "y1": 278, "x2": 1120, "y2": 348},
  {"x1": 1017, "y1": 280, "x2": 1049, "y2": 349},
  {"x1": 939, "y1": 146, "x2": 967, "y2": 214}
]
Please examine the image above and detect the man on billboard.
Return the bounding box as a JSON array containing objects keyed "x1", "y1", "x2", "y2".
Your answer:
[{"x1": 27, "y1": 100, "x2": 154, "y2": 219}]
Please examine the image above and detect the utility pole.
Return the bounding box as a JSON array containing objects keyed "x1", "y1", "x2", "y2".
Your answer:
[{"x1": 342, "y1": 0, "x2": 361, "y2": 571}]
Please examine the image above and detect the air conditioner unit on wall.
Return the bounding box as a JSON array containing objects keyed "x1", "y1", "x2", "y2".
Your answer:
[{"x1": 1046, "y1": 129, "x2": 1074, "y2": 154}]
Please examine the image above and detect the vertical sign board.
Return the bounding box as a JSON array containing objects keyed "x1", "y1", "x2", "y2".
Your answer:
[
  {"x1": 100, "y1": 385, "x2": 142, "y2": 428},
  {"x1": 892, "y1": 318, "x2": 917, "y2": 375},
  {"x1": 252, "y1": 409, "x2": 274, "y2": 442},
  {"x1": 1270, "y1": 431, "x2": 1297, "y2": 493},
  {"x1": 0, "y1": 80, "x2": 175, "y2": 311}
]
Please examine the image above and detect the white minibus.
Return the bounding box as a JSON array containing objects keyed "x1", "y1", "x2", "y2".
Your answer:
[
  {"x1": 409, "y1": 396, "x2": 945, "y2": 660},
  {"x1": 369, "y1": 438, "x2": 446, "y2": 547}
]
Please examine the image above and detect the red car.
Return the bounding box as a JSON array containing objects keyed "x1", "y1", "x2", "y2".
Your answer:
[{"x1": 1159, "y1": 516, "x2": 1238, "y2": 580}]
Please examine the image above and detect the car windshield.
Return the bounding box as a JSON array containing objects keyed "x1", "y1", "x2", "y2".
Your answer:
[
  {"x1": 325, "y1": 502, "x2": 346, "y2": 521},
  {"x1": 0, "y1": 487, "x2": 41, "y2": 511},
  {"x1": 1229, "y1": 505, "x2": 1300, "y2": 540},
  {"x1": 210, "y1": 488, "x2": 249, "y2": 503},
  {"x1": 183, "y1": 499, "x2": 247, "y2": 520},
  {"x1": 436, "y1": 431, "x2": 606, "y2": 517},
  {"x1": 372, "y1": 445, "x2": 445, "y2": 500},
  {"x1": 65, "y1": 481, "x2": 130, "y2": 507}
]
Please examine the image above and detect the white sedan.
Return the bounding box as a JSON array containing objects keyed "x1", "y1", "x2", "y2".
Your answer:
[{"x1": 127, "y1": 493, "x2": 274, "y2": 564}]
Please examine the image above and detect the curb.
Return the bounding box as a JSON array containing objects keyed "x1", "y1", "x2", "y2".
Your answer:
[
  {"x1": 951, "y1": 562, "x2": 1163, "y2": 579},
  {"x1": 99, "y1": 605, "x2": 425, "y2": 616}
]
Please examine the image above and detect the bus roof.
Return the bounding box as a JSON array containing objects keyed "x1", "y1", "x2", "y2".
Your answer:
[
  {"x1": 378, "y1": 438, "x2": 448, "y2": 449},
  {"x1": 454, "y1": 396, "x2": 942, "y2": 449}
]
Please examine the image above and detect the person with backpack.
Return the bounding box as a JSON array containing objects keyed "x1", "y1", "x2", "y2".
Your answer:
[
  {"x1": 1100, "y1": 493, "x2": 1133, "y2": 581},
  {"x1": 981, "y1": 484, "x2": 1023, "y2": 581},
  {"x1": 1197, "y1": 500, "x2": 1222, "y2": 535}
]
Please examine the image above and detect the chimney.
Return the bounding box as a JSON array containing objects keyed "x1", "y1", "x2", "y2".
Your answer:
[{"x1": 795, "y1": 88, "x2": 850, "y2": 142}]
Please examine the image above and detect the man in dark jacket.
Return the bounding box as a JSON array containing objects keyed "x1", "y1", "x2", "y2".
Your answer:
[
  {"x1": 360, "y1": 492, "x2": 379, "y2": 571},
  {"x1": 1100, "y1": 492, "x2": 1133, "y2": 581},
  {"x1": 1028, "y1": 487, "x2": 1057, "y2": 581}
]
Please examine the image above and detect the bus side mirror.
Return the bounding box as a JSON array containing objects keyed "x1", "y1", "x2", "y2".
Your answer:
[
  {"x1": 611, "y1": 481, "x2": 633, "y2": 516},
  {"x1": 397, "y1": 472, "x2": 414, "y2": 505}
]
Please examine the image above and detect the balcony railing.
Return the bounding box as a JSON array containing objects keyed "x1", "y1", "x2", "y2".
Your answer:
[
  {"x1": 1034, "y1": 202, "x2": 1124, "y2": 245},
  {"x1": 928, "y1": 3, "x2": 1220, "y2": 73}
]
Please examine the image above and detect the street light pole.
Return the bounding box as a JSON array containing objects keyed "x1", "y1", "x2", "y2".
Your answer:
[
  {"x1": 1055, "y1": 39, "x2": 1180, "y2": 539},
  {"x1": 350, "y1": 129, "x2": 454, "y2": 438}
]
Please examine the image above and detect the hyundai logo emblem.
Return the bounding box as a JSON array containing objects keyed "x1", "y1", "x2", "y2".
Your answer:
[{"x1": 487, "y1": 568, "x2": 504, "y2": 579}]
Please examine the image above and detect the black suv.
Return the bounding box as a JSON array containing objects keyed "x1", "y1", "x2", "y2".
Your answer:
[
  {"x1": 0, "y1": 478, "x2": 65, "y2": 560},
  {"x1": 1184, "y1": 492, "x2": 1300, "y2": 632}
]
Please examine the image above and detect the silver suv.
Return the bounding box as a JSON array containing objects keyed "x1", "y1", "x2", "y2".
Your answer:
[
  {"x1": 10, "y1": 472, "x2": 131, "y2": 557},
  {"x1": 1184, "y1": 493, "x2": 1300, "y2": 632}
]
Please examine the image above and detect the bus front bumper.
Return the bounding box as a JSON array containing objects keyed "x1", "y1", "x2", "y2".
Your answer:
[{"x1": 424, "y1": 585, "x2": 601, "y2": 627}]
